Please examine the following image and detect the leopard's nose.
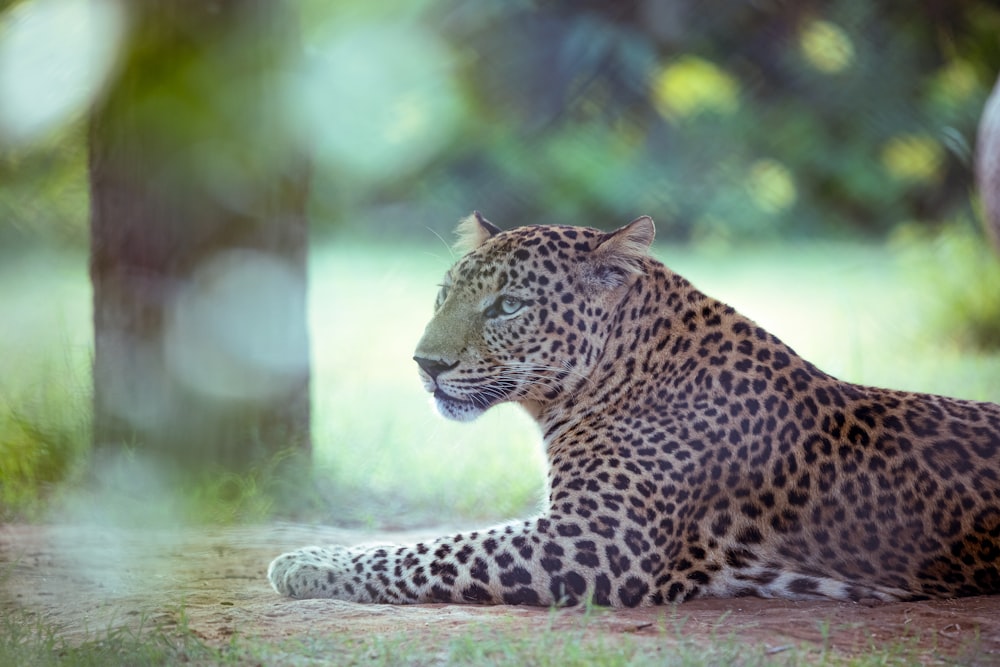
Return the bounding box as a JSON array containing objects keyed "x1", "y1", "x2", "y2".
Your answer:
[{"x1": 413, "y1": 356, "x2": 459, "y2": 380}]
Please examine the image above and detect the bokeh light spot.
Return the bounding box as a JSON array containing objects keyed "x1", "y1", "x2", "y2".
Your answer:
[
  {"x1": 928, "y1": 59, "x2": 979, "y2": 109},
  {"x1": 746, "y1": 159, "x2": 797, "y2": 214},
  {"x1": 288, "y1": 22, "x2": 462, "y2": 182},
  {"x1": 165, "y1": 250, "x2": 309, "y2": 401},
  {"x1": 799, "y1": 19, "x2": 854, "y2": 74},
  {"x1": 881, "y1": 134, "x2": 944, "y2": 184},
  {"x1": 651, "y1": 55, "x2": 740, "y2": 121},
  {"x1": 0, "y1": 0, "x2": 125, "y2": 144}
]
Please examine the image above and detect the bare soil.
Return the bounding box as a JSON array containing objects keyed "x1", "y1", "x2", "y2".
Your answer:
[{"x1": 2, "y1": 523, "x2": 999, "y2": 663}]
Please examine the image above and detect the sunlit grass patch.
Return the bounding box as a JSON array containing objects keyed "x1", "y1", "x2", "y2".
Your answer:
[
  {"x1": 660, "y1": 240, "x2": 1000, "y2": 401},
  {"x1": 0, "y1": 377, "x2": 89, "y2": 520},
  {"x1": 2, "y1": 237, "x2": 999, "y2": 526},
  {"x1": 308, "y1": 242, "x2": 544, "y2": 525},
  {"x1": 0, "y1": 249, "x2": 91, "y2": 520}
]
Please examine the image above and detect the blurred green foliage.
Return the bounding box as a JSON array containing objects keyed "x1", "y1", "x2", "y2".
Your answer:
[
  {"x1": 0, "y1": 123, "x2": 88, "y2": 247},
  {"x1": 2, "y1": 0, "x2": 1000, "y2": 244},
  {"x1": 894, "y1": 217, "x2": 1000, "y2": 350},
  {"x1": 2, "y1": 0, "x2": 1000, "y2": 521}
]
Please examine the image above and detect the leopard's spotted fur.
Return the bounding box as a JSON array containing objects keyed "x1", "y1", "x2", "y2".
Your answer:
[{"x1": 268, "y1": 214, "x2": 1000, "y2": 606}]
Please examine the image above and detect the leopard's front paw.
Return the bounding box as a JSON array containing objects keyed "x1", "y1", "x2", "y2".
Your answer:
[{"x1": 267, "y1": 546, "x2": 351, "y2": 599}]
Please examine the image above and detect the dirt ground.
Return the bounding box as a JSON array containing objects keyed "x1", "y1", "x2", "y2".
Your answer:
[{"x1": 2, "y1": 522, "x2": 1000, "y2": 664}]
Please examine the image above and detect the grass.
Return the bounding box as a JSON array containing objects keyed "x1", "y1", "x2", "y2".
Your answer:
[
  {"x1": 0, "y1": 248, "x2": 91, "y2": 521},
  {"x1": 0, "y1": 607, "x2": 225, "y2": 667},
  {"x1": 0, "y1": 601, "x2": 974, "y2": 666}
]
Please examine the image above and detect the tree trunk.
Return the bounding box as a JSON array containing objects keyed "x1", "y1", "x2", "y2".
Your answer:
[
  {"x1": 89, "y1": 0, "x2": 311, "y2": 474},
  {"x1": 977, "y1": 73, "x2": 1000, "y2": 254}
]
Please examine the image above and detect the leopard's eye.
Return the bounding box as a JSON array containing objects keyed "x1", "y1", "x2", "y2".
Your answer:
[
  {"x1": 436, "y1": 283, "x2": 450, "y2": 306},
  {"x1": 500, "y1": 296, "x2": 522, "y2": 314},
  {"x1": 485, "y1": 295, "x2": 524, "y2": 319}
]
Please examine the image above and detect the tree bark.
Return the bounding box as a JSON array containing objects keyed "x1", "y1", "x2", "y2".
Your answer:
[
  {"x1": 89, "y1": 0, "x2": 311, "y2": 473},
  {"x1": 977, "y1": 73, "x2": 1000, "y2": 254}
]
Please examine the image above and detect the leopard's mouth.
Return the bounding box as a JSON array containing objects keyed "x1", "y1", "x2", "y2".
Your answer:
[
  {"x1": 433, "y1": 387, "x2": 502, "y2": 410},
  {"x1": 432, "y1": 382, "x2": 517, "y2": 415}
]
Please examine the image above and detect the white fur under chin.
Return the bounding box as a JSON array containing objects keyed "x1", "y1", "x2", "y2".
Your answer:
[{"x1": 433, "y1": 395, "x2": 485, "y2": 422}]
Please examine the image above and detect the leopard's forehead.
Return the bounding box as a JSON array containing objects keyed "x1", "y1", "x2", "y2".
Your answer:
[{"x1": 451, "y1": 224, "x2": 605, "y2": 286}]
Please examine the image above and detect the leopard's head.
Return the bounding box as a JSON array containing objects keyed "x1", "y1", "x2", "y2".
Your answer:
[{"x1": 414, "y1": 212, "x2": 655, "y2": 421}]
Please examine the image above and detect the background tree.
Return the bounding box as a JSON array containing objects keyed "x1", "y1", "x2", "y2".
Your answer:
[
  {"x1": 977, "y1": 74, "x2": 1000, "y2": 253},
  {"x1": 89, "y1": 0, "x2": 311, "y2": 475}
]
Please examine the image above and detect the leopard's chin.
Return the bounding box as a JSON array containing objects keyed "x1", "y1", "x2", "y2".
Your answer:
[
  {"x1": 432, "y1": 390, "x2": 486, "y2": 422},
  {"x1": 432, "y1": 386, "x2": 512, "y2": 422}
]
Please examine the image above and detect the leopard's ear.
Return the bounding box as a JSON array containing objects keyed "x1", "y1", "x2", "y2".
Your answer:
[
  {"x1": 585, "y1": 216, "x2": 656, "y2": 289},
  {"x1": 453, "y1": 211, "x2": 501, "y2": 254}
]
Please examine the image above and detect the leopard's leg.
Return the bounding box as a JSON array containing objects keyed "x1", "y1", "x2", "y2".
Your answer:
[
  {"x1": 721, "y1": 567, "x2": 912, "y2": 603},
  {"x1": 268, "y1": 516, "x2": 652, "y2": 606}
]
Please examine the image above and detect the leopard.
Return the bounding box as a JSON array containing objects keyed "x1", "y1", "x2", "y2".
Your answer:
[{"x1": 268, "y1": 212, "x2": 1000, "y2": 607}]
